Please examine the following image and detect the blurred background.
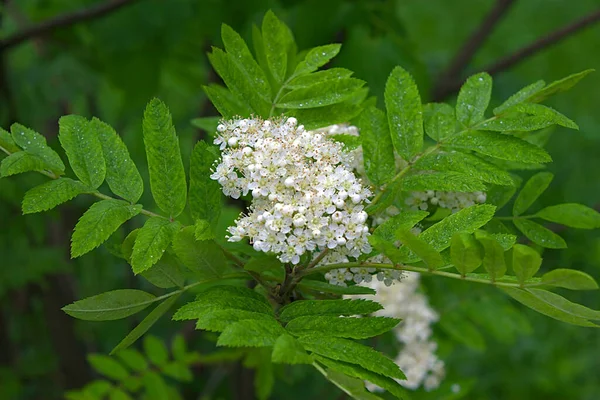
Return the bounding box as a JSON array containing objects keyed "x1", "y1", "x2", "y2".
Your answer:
[{"x1": 1, "y1": 0, "x2": 600, "y2": 399}]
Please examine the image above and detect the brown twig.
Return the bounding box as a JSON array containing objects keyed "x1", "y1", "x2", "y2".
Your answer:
[
  {"x1": 432, "y1": 0, "x2": 517, "y2": 101},
  {"x1": 0, "y1": 0, "x2": 144, "y2": 51},
  {"x1": 435, "y1": 8, "x2": 600, "y2": 101}
]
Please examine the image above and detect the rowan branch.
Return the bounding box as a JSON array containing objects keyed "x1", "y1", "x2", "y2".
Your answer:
[
  {"x1": 432, "y1": 0, "x2": 517, "y2": 101},
  {"x1": 0, "y1": 0, "x2": 144, "y2": 51}
]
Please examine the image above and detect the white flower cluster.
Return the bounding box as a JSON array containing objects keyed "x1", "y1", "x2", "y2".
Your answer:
[
  {"x1": 405, "y1": 190, "x2": 486, "y2": 213},
  {"x1": 211, "y1": 117, "x2": 372, "y2": 264},
  {"x1": 351, "y1": 272, "x2": 445, "y2": 391}
]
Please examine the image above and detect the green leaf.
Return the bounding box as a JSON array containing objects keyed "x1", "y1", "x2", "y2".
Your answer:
[
  {"x1": 131, "y1": 218, "x2": 180, "y2": 274},
  {"x1": 109, "y1": 388, "x2": 132, "y2": 400},
  {"x1": 88, "y1": 354, "x2": 129, "y2": 381},
  {"x1": 0, "y1": 151, "x2": 52, "y2": 177},
  {"x1": 527, "y1": 69, "x2": 595, "y2": 103},
  {"x1": 451, "y1": 232, "x2": 483, "y2": 275},
  {"x1": 456, "y1": 72, "x2": 492, "y2": 128},
  {"x1": 196, "y1": 309, "x2": 275, "y2": 332},
  {"x1": 373, "y1": 210, "x2": 429, "y2": 240},
  {"x1": 189, "y1": 141, "x2": 222, "y2": 230},
  {"x1": 490, "y1": 232, "x2": 517, "y2": 250},
  {"x1": 0, "y1": 127, "x2": 19, "y2": 153},
  {"x1": 194, "y1": 219, "x2": 215, "y2": 241},
  {"x1": 191, "y1": 117, "x2": 220, "y2": 136},
  {"x1": 299, "y1": 335, "x2": 404, "y2": 380},
  {"x1": 140, "y1": 253, "x2": 186, "y2": 289},
  {"x1": 423, "y1": 102, "x2": 455, "y2": 141},
  {"x1": 414, "y1": 151, "x2": 514, "y2": 186},
  {"x1": 162, "y1": 362, "x2": 193, "y2": 382},
  {"x1": 71, "y1": 199, "x2": 142, "y2": 258},
  {"x1": 58, "y1": 115, "x2": 106, "y2": 189},
  {"x1": 535, "y1": 203, "x2": 600, "y2": 229},
  {"x1": 293, "y1": 44, "x2": 341, "y2": 76},
  {"x1": 316, "y1": 356, "x2": 407, "y2": 400},
  {"x1": 476, "y1": 232, "x2": 507, "y2": 281},
  {"x1": 92, "y1": 117, "x2": 143, "y2": 203},
  {"x1": 541, "y1": 269, "x2": 599, "y2": 291},
  {"x1": 202, "y1": 84, "x2": 254, "y2": 119},
  {"x1": 217, "y1": 319, "x2": 285, "y2": 347},
  {"x1": 276, "y1": 78, "x2": 366, "y2": 108},
  {"x1": 11, "y1": 123, "x2": 65, "y2": 173},
  {"x1": 494, "y1": 80, "x2": 545, "y2": 115},
  {"x1": 396, "y1": 228, "x2": 444, "y2": 269},
  {"x1": 142, "y1": 371, "x2": 169, "y2": 400},
  {"x1": 385, "y1": 66, "x2": 423, "y2": 160},
  {"x1": 21, "y1": 178, "x2": 87, "y2": 214},
  {"x1": 513, "y1": 172, "x2": 553, "y2": 216},
  {"x1": 261, "y1": 10, "x2": 294, "y2": 83},
  {"x1": 115, "y1": 349, "x2": 148, "y2": 372},
  {"x1": 244, "y1": 254, "x2": 284, "y2": 280},
  {"x1": 111, "y1": 294, "x2": 181, "y2": 355},
  {"x1": 439, "y1": 311, "x2": 486, "y2": 351},
  {"x1": 511, "y1": 244, "x2": 542, "y2": 285},
  {"x1": 172, "y1": 226, "x2": 229, "y2": 280},
  {"x1": 513, "y1": 218, "x2": 566, "y2": 248},
  {"x1": 287, "y1": 68, "x2": 352, "y2": 89},
  {"x1": 279, "y1": 299, "x2": 382, "y2": 323},
  {"x1": 314, "y1": 365, "x2": 383, "y2": 400},
  {"x1": 272, "y1": 334, "x2": 314, "y2": 364},
  {"x1": 401, "y1": 171, "x2": 486, "y2": 192},
  {"x1": 286, "y1": 316, "x2": 399, "y2": 339},
  {"x1": 297, "y1": 279, "x2": 376, "y2": 296},
  {"x1": 142, "y1": 98, "x2": 187, "y2": 218},
  {"x1": 357, "y1": 106, "x2": 396, "y2": 186},
  {"x1": 502, "y1": 287, "x2": 600, "y2": 327},
  {"x1": 144, "y1": 335, "x2": 169, "y2": 366},
  {"x1": 292, "y1": 101, "x2": 363, "y2": 130},
  {"x1": 62, "y1": 289, "x2": 156, "y2": 321},
  {"x1": 444, "y1": 131, "x2": 552, "y2": 164},
  {"x1": 221, "y1": 24, "x2": 271, "y2": 101}
]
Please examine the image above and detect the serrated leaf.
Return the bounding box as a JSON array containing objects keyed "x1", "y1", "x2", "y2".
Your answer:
[
  {"x1": 502, "y1": 287, "x2": 600, "y2": 327},
  {"x1": 494, "y1": 80, "x2": 546, "y2": 115},
  {"x1": 272, "y1": 334, "x2": 314, "y2": 364},
  {"x1": 131, "y1": 218, "x2": 180, "y2": 274},
  {"x1": 58, "y1": 115, "x2": 106, "y2": 188},
  {"x1": 423, "y1": 102, "x2": 455, "y2": 141},
  {"x1": 115, "y1": 349, "x2": 148, "y2": 372},
  {"x1": 451, "y1": 232, "x2": 483, "y2": 275},
  {"x1": 22, "y1": 178, "x2": 87, "y2": 214},
  {"x1": 92, "y1": 117, "x2": 143, "y2": 203},
  {"x1": 286, "y1": 316, "x2": 399, "y2": 339},
  {"x1": 513, "y1": 172, "x2": 553, "y2": 216},
  {"x1": 277, "y1": 78, "x2": 366, "y2": 108},
  {"x1": 189, "y1": 141, "x2": 221, "y2": 230},
  {"x1": 217, "y1": 319, "x2": 285, "y2": 347},
  {"x1": 315, "y1": 356, "x2": 407, "y2": 400},
  {"x1": 444, "y1": 131, "x2": 552, "y2": 164},
  {"x1": 194, "y1": 219, "x2": 215, "y2": 241},
  {"x1": 385, "y1": 66, "x2": 423, "y2": 160},
  {"x1": 357, "y1": 106, "x2": 395, "y2": 186},
  {"x1": 541, "y1": 269, "x2": 599, "y2": 291},
  {"x1": 401, "y1": 171, "x2": 486, "y2": 192},
  {"x1": 414, "y1": 151, "x2": 514, "y2": 186},
  {"x1": 144, "y1": 335, "x2": 169, "y2": 366},
  {"x1": 314, "y1": 365, "x2": 383, "y2": 400},
  {"x1": 72, "y1": 199, "x2": 141, "y2": 258},
  {"x1": 0, "y1": 151, "x2": 52, "y2": 177},
  {"x1": 279, "y1": 299, "x2": 382, "y2": 323},
  {"x1": 172, "y1": 226, "x2": 229, "y2": 280},
  {"x1": 140, "y1": 252, "x2": 186, "y2": 289},
  {"x1": 476, "y1": 232, "x2": 506, "y2": 281},
  {"x1": 88, "y1": 354, "x2": 129, "y2": 381},
  {"x1": 142, "y1": 98, "x2": 187, "y2": 218},
  {"x1": 456, "y1": 72, "x2": 492, "y2": 128},
  {"x1": 244, "y1": 254, "x2": 284, "y2": 280},
  {"x1": 287, "y1": 68, "x2": 352, "y2": 89},
  {"x1": 10, "y1": 123, "x2": 65, "y2": 173},
  {"x1": 221, "y1": 24, "x2": 271, "y2": 101},
  {"x1": 330, "y1": 134, "x2": 361, "y2": 150},
  {"x1": 396, "y1": 228, "x2": 444, "y2": 269},
  {"x1": 111, "y1": 294, "x2": 181, "y2": 354},
  {"x1": 490, "y1": 233, "x2": 517, "y2": 250},
  {"x1": 527, "y1": 69, "x2": 594, "y2": 103},
  {"x1": 535, "y1": 203, "x2": 600, "y2": 229},
  {"x1": 262, "y1": 10, "x2": 294, "y2": 83},
  {"x1": 293, "y1": 44, "x2": 341, "y2": 76},
  {"x1": 62, "y1": 289, "x2": 156, "y2": 321},
  {"x1": 297, "y1": 279, "x2": 376, "y2": 296},
  {"x1": 292, "y1": 101, "x2": 363, "y2": 130},
  {"x1": 373, "y1": 210, "x2": 429, "y2": 240},
  {"x1": 202, "y1": 84, "x2": 254, "y2": 119},
  {"x1": 486, "y1": 180, "x2": 521, "y2": 210},
  {"x1": 514, "y1": 218, "x2": 566, "y2": 248},
  {"x1": 511, "y1": 244, "x2": 542, "y2": 285},
  {"x1": 299, "y1": 335, "x2": 404, "y2": 380},
  {"x1": 196, "y1": 309, "x2": 275, "y2": 332},
  {"x1": 0, "y1": 127, "x2": 19, "y2": 153}
]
